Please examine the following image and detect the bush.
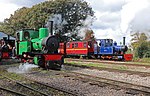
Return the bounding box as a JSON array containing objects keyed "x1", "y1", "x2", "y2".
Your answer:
[{"x1": 135, "y1": 42, "x2": 150, "y2": 58}]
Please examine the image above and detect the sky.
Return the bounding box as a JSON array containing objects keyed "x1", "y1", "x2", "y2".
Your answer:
[{"x1": 0, "y1": 0, "x2": 150, "y2": 44}]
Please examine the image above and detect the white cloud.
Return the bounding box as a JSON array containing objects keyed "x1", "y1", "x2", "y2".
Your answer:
[
  {"x1": 0, "y1": 0, "x2": 45, "y2": 22},
  {"x1": 0, "y1": 0, "x2": 45, "y2": 7},
  {"x1": 93, "y1": 11, "x2": 121, "y2": 30},
  {"x1": 121, "y1": 0, "x2": 150, "y2": 33},
  {"x1": 87, "y1": 0, "x2": 150, "y2": 44},
  {"x1": 86, "y1": 0, "x2": 126, "y2": 43},
  {"x1": 87, "y1": 0, "x2": 124, "y2": 12},
  {"x1": 0, "y1": 2, "x2": 21, "y2": 22}
]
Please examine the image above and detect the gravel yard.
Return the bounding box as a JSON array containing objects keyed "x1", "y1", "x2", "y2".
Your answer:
[
  {"x1": 62, "y1": 65, "x2": 150, "y2": 87},
  {"x1": 23, "y1": 68, "x2": 149, "y2": 96},
  {"x1": 0, "y1": 61, "x2": 149, "y2": 96}
]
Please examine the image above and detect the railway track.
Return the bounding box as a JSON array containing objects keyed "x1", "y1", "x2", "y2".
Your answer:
[
  {"x1": 0, "y1": 74, "x2": 77, "y2": 96},
  {"x1": 58, "y1": 68, "x2": 150, "y2": 95},
  {"x1": 64, "y1": 63, "x2": 150, "y2": 77},
  {"x1": 66, "y1": 58, "x2": 150, "y2": 68},
  {"x1": 65, "y1": 59, "x2": 150, "y2": 77},
  {"x1": 0, "y1": 59, "x2": 149, "y2": 95},
  {"x1": 0, "y1": 86, "x2": 27, "y2": 96},
  {"x1": 0, "y1": 74, "x2": 50, "y2": 96},
  {"x1": 2, "y1": 64, "x2": 149, "y2": 95},
  {"x1": 25, "y1": 69, "x2": 150, "y2": 96},
  {"x1": 68, "y1": 71, "x2": 150, "y2": 94}
]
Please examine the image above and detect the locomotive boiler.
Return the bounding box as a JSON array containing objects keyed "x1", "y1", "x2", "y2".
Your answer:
[{"x1": 15, "y1": 27, "x2": 64, "y2": 69}]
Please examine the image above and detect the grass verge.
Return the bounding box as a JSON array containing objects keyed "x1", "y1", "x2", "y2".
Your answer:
[{"x1": 65, "y1": 61, "x2": 129, "y2": 71}]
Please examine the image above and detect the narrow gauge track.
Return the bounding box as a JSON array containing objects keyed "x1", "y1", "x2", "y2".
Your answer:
[
  {"x1": 0, "y1": 75, "x2": 50, "y2": 96},
  {"x1": 0, "y1": 74, "x2": 77, "y2": 96},
  {"x1": 24, "y1": 75, "x2": 80, "y2": 96},
  {"x1": 68, "y1": 71, "x2": 150, "y2": 95},
  {"x1": 60, "y1": 68, "x2": 150, "y2": 95},
  {"x1": 0, "y1": 86, "x2": 27, "y2": 96},
  {"x1": 66, "y1": 58, "x2": 150, "y2": 68},
  {"x1": 65, "y1": 63, "x2": 150, "y2": 77}
]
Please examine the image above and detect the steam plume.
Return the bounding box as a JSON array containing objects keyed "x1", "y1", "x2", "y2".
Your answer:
[
  {"x1": 77, "y1": 15, "x2": 96, "y2": 38},
  {"x1": 121, "y1": 0, "x2": 150, "y2": 35},
  {"x1": 46, "y1": 14, "x2": 68, "y2": 34}
]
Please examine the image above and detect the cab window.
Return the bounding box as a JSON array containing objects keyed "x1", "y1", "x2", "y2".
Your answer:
[
  {"x1": 75, "y1": 43, "x2": 78, "y2": 48},
  {"x1": 24, "y1": 31, "x2": 30, "y2": 40},
  {"x1": 83, "y1": 42, "x2": 87, "y2": 48},
  {"x1": 67, "y1": 43, "x2": 70, "y2": 48},
  {"x1": 72, "y1": 43, "x2": 74, "y2": 48}
]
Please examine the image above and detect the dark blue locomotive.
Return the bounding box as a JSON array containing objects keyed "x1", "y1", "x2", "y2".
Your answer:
[{"x1": 94, "y1": 37, "x2": 130, "y2": 60}]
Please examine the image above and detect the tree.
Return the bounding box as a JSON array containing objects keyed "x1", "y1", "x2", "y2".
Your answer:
[
  {"x1": 135, "y1": 41, "x2": 150, "y2": 58},
  {"x1": 131, "y1": 32, "x2": 150, "y2": 58},
  {"x1": 83, "y1": 29, "x2": 95, "y2": 41},
  {"x1": 131, "y1": 32, "x2": 148, "y2": 50},
  {"x1": 0, "y1": 0, "x2": 94, "y2": 40}
]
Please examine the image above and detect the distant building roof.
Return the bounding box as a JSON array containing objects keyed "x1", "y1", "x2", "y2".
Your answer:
[{"x1": 0, "y1": 32, "x2": 15, "y2": 40}]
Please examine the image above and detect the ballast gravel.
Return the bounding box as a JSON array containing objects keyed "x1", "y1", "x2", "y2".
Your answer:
[{"x1": 23, "y1": 67, "x2": 149, "y2": 96}]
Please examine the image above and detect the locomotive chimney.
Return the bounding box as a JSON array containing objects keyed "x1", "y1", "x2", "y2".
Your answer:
[
  {"x1": 50, "y1": 21, "x2": 53, "y2": 35},
  {"x1": 48, "y1": 21, "x2": 53, "y2": 35},
  {"x1": 123, "y1": 37, "x2": 125, "y2": 45}
]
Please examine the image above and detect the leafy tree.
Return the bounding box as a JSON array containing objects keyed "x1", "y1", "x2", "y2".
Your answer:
[
  {"x1": 0, "y1": 0, "x2": 94, "y2": 41},
  {"x1": 131, "y1": 32, "x2": 148, "y2": 50},
  {"x1": 135, "y1": 41, "x2": 150, "y2": 58},
  {"x1": 83, "y1": 29, "x2": 95, "y2": 41},
  {"x1": 131, "y1": 32, "x2": 150, "y2": 58}
]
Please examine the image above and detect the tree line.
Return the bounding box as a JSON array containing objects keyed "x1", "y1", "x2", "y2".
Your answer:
[{"x1": 0, "y1": 0, "x2": 94, "y2": 41}]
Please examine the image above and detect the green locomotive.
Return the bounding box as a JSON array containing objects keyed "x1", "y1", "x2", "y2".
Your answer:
[{"x1": 15, "y1": 27, "x2": 64, "y2": 69}]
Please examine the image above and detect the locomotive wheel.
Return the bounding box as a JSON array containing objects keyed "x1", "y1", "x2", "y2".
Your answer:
[
  {"x1": 38, "y1": 59, "x2": 45, "y2": 68},
  {"x1": 46, "y1": 61, "x2": 55, "y2": 70},
  {"x1": 34, "y1": 55, "x2": 45, "y2": 68},
  {"x1": 46, "y1": 60, "x2": 63, "y2": 70}
]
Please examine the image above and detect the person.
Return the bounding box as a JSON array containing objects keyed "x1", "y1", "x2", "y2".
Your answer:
[
  {"x1": 12, "y1": 47, "x2": 16, "y2": 58},
  {"x1": 1, "y1": 40, "x2": 5, "y2": 48},
  {"x1": 0, "y1": 40, "x2": 2, "y2": 50}
]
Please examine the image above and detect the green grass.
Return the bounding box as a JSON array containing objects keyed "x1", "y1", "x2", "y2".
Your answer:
[
  {"x1": 65, "y1": 61, "x2": 129, "y2": 71},
  {"x1": 115, "y1": 66, "x2": 128, "y2": 70},
  {"x1": 3, "y1": 72, "x2": 24, "y2": 80},
  {"x1": 137, "y1": 58, "x2": 150, "y2": 63}
]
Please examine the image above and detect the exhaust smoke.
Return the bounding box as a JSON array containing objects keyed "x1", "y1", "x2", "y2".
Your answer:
[{"x1": 7, "y1": 62, "x2": 38, "y2": 74}]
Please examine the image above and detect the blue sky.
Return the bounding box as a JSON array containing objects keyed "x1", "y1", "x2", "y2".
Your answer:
[{"x1": 0, "y1": 0, "x2": 150, "y2": 44}]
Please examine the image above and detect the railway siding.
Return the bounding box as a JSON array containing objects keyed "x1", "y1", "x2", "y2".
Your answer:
[
  {"x1": 62, "y1": 63, "x2": 150, "y2": 88},
  {"x1": 0, "y1": 64, "x2": 74, "y2": 96},
  {"x1": 0, "y1": 60, "x2": 149, "y2": 95},
  {"x1": 24, "y1": 69, "x2": 149, "y2": 96},
  {"x1": 65, "y1": 59, "x2": 150, "y2": 73}
]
